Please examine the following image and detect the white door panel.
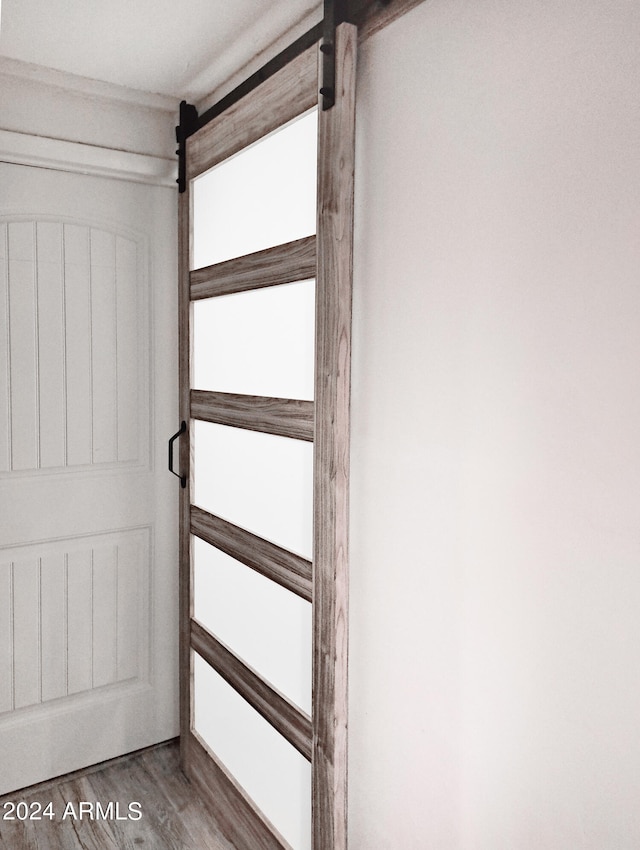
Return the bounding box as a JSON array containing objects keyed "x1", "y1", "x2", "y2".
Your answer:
[{"x1": 0, "y1": 162, "x2": 178, "y2": 794}]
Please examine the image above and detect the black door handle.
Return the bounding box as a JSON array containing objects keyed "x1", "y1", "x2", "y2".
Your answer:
[{"x1": 168, "y1": 421, "x2": 187, "y2": 488}]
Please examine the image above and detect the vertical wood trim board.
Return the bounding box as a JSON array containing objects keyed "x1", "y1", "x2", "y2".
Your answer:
[
  {"x1": 313, "y1": 23, "x2": 357, "y2": 850},
  {"x1": 0, "y1": 220, "x2": 144, "y2": 474},
  {"x1": 178, "y1": 188, "x2": 193, "y2": 757}
]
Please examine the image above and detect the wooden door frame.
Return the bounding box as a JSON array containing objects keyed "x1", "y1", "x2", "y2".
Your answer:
[{"x1": 178, "y1": 24, "x2": 356, "y2": 850}]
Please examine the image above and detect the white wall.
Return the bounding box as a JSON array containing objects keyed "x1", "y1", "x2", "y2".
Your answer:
[{"x1": 349, "y1": 1, "x2": 640, "y2": 847}]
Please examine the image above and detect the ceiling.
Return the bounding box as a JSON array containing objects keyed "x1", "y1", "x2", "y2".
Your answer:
[{"x1": 0, "y1": 0, "x2": 321, "y2": 102}]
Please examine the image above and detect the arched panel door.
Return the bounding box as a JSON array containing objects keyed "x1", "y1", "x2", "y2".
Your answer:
[{"x1": 0, "y1": 169, "x2": 177, "y2": 796}]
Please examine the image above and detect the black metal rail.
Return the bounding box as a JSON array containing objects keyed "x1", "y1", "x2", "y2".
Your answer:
[{"x1": 175, "y1": 0, "x2": 392, "y2": 191}]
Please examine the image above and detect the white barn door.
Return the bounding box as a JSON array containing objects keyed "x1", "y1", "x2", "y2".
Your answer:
[{"x1": 0, "y1": 161, "x2": 178, "y2": 794}]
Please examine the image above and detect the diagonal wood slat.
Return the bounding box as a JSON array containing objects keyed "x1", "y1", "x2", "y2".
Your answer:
[
  {"x1": 190, "y1": 235, "x2": 316, "y2": 301},
  {"x1": 190, "y1": 390, "x2": 313, "y2": 441},
  {"x1": 313, "y1": 23, "x2": 357, "y2": 850},
  {"x1": 191, "y1": 506, "x2": 312, "y2": 602},
  {"x1": 178, "y1": 186, "x2": 192, "y2": 757},
  {"x1": 190, "y1": 620, "x2": 312, "y2": 761},
  {"x1": 186, "y1": 733, "x2": 292, "y2": 850}
]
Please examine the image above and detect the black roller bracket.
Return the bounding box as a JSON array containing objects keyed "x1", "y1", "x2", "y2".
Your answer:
[
  {"x1": 322, "y1": 0, "x2": 394, "y2": 108},
  {"x1": 176, "y1": 2, "x2": 395, "y2": 139},
  {"x1": 320, "y1": 0, "x2": 349, "y2": 110},
  {"x1": 175, "y1": 100, "x2": 199, "y2": 193}
]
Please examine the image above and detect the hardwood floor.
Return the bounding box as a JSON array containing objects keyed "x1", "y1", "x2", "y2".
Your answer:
[{"x1": 0, "y1": 740, "x2": 235, "y2": 849}]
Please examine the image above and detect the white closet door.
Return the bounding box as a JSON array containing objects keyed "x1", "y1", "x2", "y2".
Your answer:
[{"x1": 0, "y1": 162, "x2": 178, "y2": 794}]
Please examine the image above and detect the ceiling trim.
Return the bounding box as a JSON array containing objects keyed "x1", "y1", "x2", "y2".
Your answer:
[
  {"x1": 0, "y1": 56, "x2": 179, "y2": 112},
  {"x1": 0, "y1": 129, "x2": 177, "y2": 187}
]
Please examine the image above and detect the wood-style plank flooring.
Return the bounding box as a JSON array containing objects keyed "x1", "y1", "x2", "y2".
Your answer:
[{"x1": 0, "y1": 740, "x2": 235, "y2": 849}]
